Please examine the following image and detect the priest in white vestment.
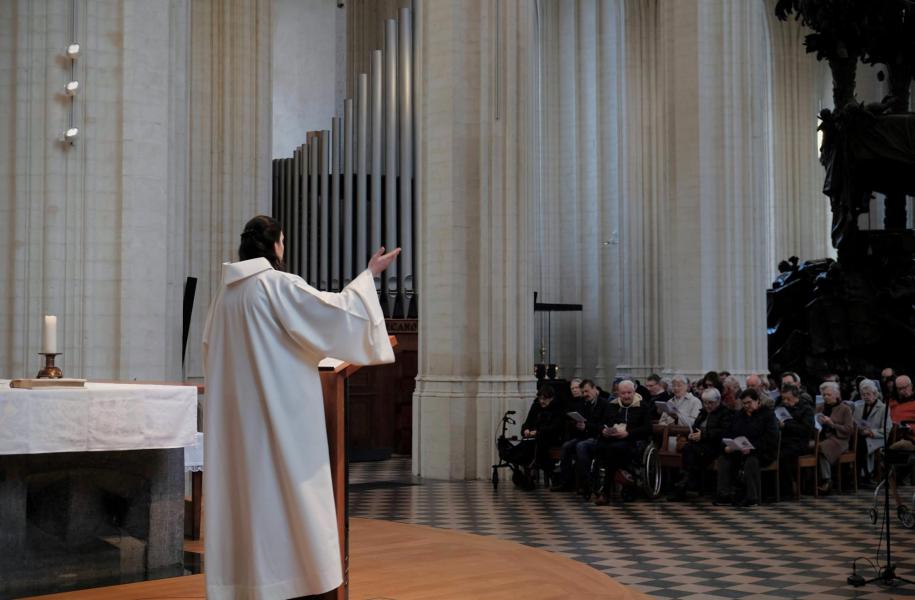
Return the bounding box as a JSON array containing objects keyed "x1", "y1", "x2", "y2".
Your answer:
[{"x1": 203, "y1": 215, "x2": 398, "y2": 599}]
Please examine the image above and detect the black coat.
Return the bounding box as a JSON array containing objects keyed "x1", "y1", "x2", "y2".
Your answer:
[
  {"x1": 566, "y1": 396, "x2": 611, "y2": 440},
  {"x1": 521, "y1": 399, "x2": 566, "y2": 445},
  {"x1": 725, "y1": 406, "x2": 779, "y2": 464},
  {"x1": 693, "y1": 406, "x2": 732, "y2": 448},
  {"x1": 780, "y1": 402, "x2": 814, "y2": 458},
  {"x1": 599, "y1": 395, "x2": 653, "y2": 445}
]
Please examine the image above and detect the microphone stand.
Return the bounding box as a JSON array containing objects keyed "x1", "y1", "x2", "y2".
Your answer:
[{"x1": 849, "y1": 399, "x2": 913, "y2": 588}]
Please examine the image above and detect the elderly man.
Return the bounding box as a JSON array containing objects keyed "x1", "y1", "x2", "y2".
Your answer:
[
  {"x1": 881, "y1": 368, "x2": 897, "y2": 402},
  {"x1": 593, "y1": 380, "x2": 654, "y2": 506},
  {"x1": 668, "y1": 388, "x2": 733, "y2": 501},
  {"x1": 890, "y1": 375, "x2": 915, "y2": 425},
  {"x1": 780, "y1": 372, "x2": 813, "y2": 409},
  {"x1": 551, "y1": 379, "x2": 609, "y2": 494},
  {"x1": 777, "y1": 384, "x2": 815, "y2": 495},
  {"x1": 746, "y1": 373, "x2": 774, "y2": 408}
]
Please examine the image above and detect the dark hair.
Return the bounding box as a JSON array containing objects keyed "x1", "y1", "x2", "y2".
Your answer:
[
  {"x1": 738, "y1": 388, "x2": 760, "y2": 402},
  {"x1": 701, "y1": 371, "x2": 723, "y2": 393},
  {"x1": 537, "y1": 386, "x2": 555, "y2": 400},
  {"x1": 780, "y1": 383, "x2": 800, "y2": 397},
  {"x1": 647, "y1": 373, "x2": 662, "y2": 384},
  {"x1": 239, "y1": 215, "x2": 285, "y2": 271},
  {"x1": 781, "y1": 371, "x2": 800, "y2": 383},
  {"x1": 580, "y1": 379, "x2": 596, "y2": 389}
]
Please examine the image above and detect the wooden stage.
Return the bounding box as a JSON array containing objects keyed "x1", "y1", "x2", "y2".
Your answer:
[{"x1": 29, "y1": 518, "x2": 647, "y2": 600}]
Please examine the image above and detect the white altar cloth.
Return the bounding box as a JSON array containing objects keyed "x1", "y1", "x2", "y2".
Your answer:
[{"x1": 0, "y1": 381, "x2": 197, "y2": 455}]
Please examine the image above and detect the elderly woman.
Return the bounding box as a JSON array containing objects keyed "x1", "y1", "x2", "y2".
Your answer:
[
  {"x1": 658, "y1": 374, "x2": 702, "y2": 429},
  {"x1": 853, "y1": 379, "x2": 886, "y2": 486},
  {"x1": 816, "y1": 381, "x2": 854, "y2": 493},
  {"x1": 668, "y1": 388, "x2": 733, "y2": 501}
]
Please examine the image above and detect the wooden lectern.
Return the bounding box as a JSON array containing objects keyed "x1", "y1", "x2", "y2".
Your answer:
[{"x1": 312, "y1": 335, "x2": 397, "y2": 600}]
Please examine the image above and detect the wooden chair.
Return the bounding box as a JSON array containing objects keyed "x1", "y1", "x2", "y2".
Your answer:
[
  {"x1": 796, "y1": 429, "x2": 821, "y2": 499},
  {"x1": 760, "y1": 430, "x2": 781, "y2": 502},
  {"x1": 836, "y1": 423, "x2": 858, "y2": 493}
]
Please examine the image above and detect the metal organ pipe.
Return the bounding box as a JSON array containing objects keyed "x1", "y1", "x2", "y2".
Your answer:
[
  {"x1": 272, "y1": 10, "x2": 416, "y2": 318},
  {"x1": 356, "y1": 74, "x2": 368, "y2": 276}
]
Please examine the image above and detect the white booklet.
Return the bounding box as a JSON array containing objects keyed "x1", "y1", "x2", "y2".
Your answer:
[
  {"x1": 567, "y1": 411, "x2": 586, "y2": 423},
  {"x1": 722, "y1": 436, "x2": 755, "y2": 451},
  {"x1": 655, "y1": 400, "x2": 680, "y2": 416},
  {"x1": 774, "y1": 406, "x2": 793, "y2": 423},
  {"x1": 854, "y1": 417, "x2": 871, "y2": 430}
]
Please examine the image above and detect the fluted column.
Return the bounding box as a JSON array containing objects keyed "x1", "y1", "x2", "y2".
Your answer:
[
  {"x1": 413, "y1": 0, "x2": 538, "y2": 480},
  {"x1": 0, "y1": 0, "x2": 270, "y2": 381},
  {"x1": 536, "y1": 0, "x2": 624, "y2": 385},
  {"x1": 184, "y1": 0, "x2": 272, "y2": 379},
  {"x1": 765, "y1": 0, "x2": 831, "y2": 267},
  {"x1": 0, "y1": 0, "x2": 191, "y2": 380},
  {"x1": 616, "y1": 0, "x2": 666, "y2": 379},
  {"x1": 655, "y1": 0, "x2": 772, "y2": 379}
]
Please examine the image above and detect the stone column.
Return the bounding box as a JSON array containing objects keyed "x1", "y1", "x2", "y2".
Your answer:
[
  {"x1": 535, "y1": 0, "x2": 624, "y2": 385},
  {"x1": 0, "y1": 0, "x2": 189, "y2": 380},
  {"x1": 616, "y1": 0, "x2": 667, "y2": 379},
  {"x1": 412, "y1": 0, "x2": 538, "y2": 480},
  {"x1": 765, "y1": 0, "x2": 832, "y2": 267},
  {"x1": 183, "y1": 0, "x2": 272, "y2": 379},
  {"x1": 655, "y1": 0, "x2": 772, "y2": 379},
  {"x1": 0, "y1": 0, "x2": 270, "y2": 381}
]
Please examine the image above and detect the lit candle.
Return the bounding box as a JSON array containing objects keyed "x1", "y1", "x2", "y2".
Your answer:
[{"x1": 42, "y1": 315, "x2": 57, "y2": 354}]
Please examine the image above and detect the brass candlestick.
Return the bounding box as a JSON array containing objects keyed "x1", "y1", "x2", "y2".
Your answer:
[{"x1": 37, "y1": 353, "x2": 63, "y2": 379}]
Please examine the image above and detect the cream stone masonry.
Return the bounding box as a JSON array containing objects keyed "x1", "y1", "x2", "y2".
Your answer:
[
  {"x1": 412, "y1": 0, "x2": 538, "y2": 481},
  {"x1": 0, "y1": 0, "x2": 270, "y2": 381},
  {"x1": 655, "y1": 0, "x2": 772, "y2": 380},
  {"x1": 536, "y1": 0, "x2": 625, "y2": 384},
  {"x1": 764, "y1": 0, "x2": 831, "y2": 272}
]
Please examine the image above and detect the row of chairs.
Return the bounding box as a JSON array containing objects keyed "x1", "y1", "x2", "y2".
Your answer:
[{"x1": 655, "y1": 423, "x2": 860, "y2": 501}]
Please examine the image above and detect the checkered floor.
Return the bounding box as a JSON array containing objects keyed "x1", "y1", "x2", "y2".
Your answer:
[{"x1": 350, "y1": 457, "x2": 915, "y2": 600}]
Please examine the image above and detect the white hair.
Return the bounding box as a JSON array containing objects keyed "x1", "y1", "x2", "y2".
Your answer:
[
  {"x1": 819, "y1": 381, "x2": 840, "y2": 395},
  {"x1": 671, "y1": 373, "x2": 689, "y2": 386},
  {"x1": 701, "y1": 388, "x2": 721, "y2": 403},
  {"x1": 859, "y1": 378, "x2": 881, "y2": 400},
  {"x1": 570, "y1": 378, "x2": 582, "y2": 386},
  {"x1": 618, "y1": 379, "x2": 636, "y2": 391}
]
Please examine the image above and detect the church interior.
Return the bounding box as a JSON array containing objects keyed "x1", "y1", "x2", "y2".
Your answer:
[{"x1": 2, "y1": 0, "x2": 915, "y2": 598}]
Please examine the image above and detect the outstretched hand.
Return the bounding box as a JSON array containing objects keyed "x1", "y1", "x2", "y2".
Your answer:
[{"x1": 368, "y1": 246, "x2": 401, "y2": 277}]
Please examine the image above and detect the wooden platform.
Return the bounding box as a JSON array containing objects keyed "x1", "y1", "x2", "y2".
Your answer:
[{"x1": 29, "y1": 518, "x2": 647, "y2": 600}]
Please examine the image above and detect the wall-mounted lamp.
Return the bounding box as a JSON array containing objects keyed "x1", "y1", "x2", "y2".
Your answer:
[
  {"x1": 66, "y1": 43, "x2": 80, "y2": 59},
  {"x1": 65, "y1": 80, "x2": 79, "y2": 95},
  {"x1": 63, "y1": 127, "x2": 79, "y2": 144}
]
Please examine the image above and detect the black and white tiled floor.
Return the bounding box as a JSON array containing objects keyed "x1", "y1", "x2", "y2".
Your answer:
[{"x1": 350, "y1": 457, "x2": 915, "y2": 599}]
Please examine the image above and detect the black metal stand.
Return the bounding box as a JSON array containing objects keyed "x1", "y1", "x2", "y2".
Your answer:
[{"x1": 849, "y1": 402, "x2": 913, "y2": 589}]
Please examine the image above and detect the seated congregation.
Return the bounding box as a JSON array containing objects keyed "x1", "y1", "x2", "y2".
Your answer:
[{"x1": 502, "y1": 369, "x2": 915, "y2": 508}]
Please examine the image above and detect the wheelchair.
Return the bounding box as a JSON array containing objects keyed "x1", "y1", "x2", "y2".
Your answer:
[{"x1": 593, "y1": 439, "x2": 662, "y2": 501}]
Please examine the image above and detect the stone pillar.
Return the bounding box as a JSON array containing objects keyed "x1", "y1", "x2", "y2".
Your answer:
[
  {"x1": 0, "y1": 0, "x2": 270, "y2": 381},
  {"x1": 765, "y1": 0, "x2": 832, "y2": 266},
  {"x1": 535, "y1": 0, "x2": 624, "y2": 385},
  {"x1": 175, "y1": 0, "x2": 273, "y2": 379},
  {"x1": 616, "y1": 0, "x2": 666, "y2": 379},
  {"x1": 412, "y1": 0, "x2": 538, "y2": 480},
  {"x1": 655, "y1": 0, "x2": 772, "y2": 379},
  {"x1": 0, "y1": 0, "x2": 190, "y2": 380}
]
